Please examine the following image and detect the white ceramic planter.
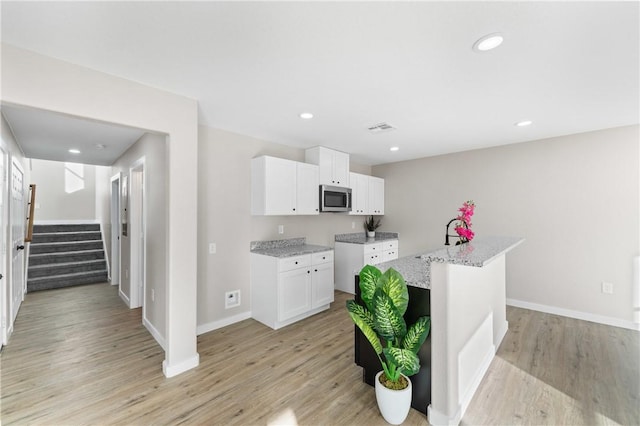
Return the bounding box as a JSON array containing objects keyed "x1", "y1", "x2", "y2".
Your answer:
[
  {"x1": 367, "y1": 231, "x2": 376, "y2": 238},
  {"x1": 374, "y1": 371, "x2": 412, "y2": 425}
]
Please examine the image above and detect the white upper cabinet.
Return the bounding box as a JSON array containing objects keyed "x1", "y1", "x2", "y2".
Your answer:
[
  {"x1": 349, "y1": 172, "x2": 369, "y2": 215},
  {"x1": 305, "y1": 146, "x2": 350, "y2": 187},
  {"x1": 296, "y1": 162, "x2": 320, "y2": 215},
  {"x1": 349, "y1": 172, "x2": 385, "y2": 215},
  {"x1": 369, "y1": 176, "x2": 385, "y2": 215},
  {"x1": 251, "y1": 156, "x2": 319, "y2": 216}
]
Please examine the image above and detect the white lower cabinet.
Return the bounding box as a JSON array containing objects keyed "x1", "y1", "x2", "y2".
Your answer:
[
  {"x1": 334, "y1": 240, "x2": 398, "y2": 294},
  {"x1": 251, "y1": 250, "x2": 334, "y2": 329}
]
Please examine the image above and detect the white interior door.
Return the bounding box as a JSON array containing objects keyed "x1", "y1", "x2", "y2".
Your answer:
[
  {"x1": 110, "y1": 174, "x2": 121, "y2": 286},
  {"x1": 10, "y1": 159, "x2": 25, "y2": 325},
  {"x1": 0, "y1": 146, "x2": 7, "y2": 346},
  {"x1": 129, "y1": 160, "x2": 145, "y2": 311}
]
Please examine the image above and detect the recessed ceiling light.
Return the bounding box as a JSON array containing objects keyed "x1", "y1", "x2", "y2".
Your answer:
[
  {"x1": 68, "y1": 149, "x2": 81, "y2": 154},
  {"x1": 299, "y1": 112, "x2": 314, "y2": 120},
  {"x1": 515, "y1": 120, "x2": 533, "y2": 127},
  {"x1": 473, "y1": 33, "x2": 504, "y2": 52},
  {"x1": 390, "y1": 146, "x2": 400, "y2": 152}
]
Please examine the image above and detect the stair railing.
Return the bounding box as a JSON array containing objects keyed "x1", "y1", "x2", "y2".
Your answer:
[{"x1": 25, "y1": 184, "x2": 36, "y2": 243}]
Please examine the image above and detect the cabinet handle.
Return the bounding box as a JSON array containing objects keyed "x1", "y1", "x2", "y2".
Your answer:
[
  {"x1": 314, "y1": 269, "x2": 318, "y2": 272},
  {"x1": 307, "y1": 270, "x2": 311, "y2": 274},
  {"x1": 295, "y1": 261, "x2": 298, "y2": 264},
  {"x1": 293, "y1": 208, "x2": 296, "y2": 211}
]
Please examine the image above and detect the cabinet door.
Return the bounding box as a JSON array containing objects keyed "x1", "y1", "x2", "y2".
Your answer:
[
  {"x1": 332, "y1": 150, "x2": 350, "y2": 187},
  {"x1": 252, "y1": 156, "x2": 297, "y2": 215},
  {"x1": 317, "y1": 147, "x2": 334, "y2": 186},
  {"x1": 349, "y1": 172, "x2": 369, "y2": 215},
  {"x1": 278, "y1": 268, "x2": 312, "y2": 321},
  {"x1": 368, "y1": 176, "x2": 384, "y2": 215},
  {"x1": 365, "y1": 253, "x2": 382, "y2": 265},
  {"x1": 296, "y1": 162, "x2": 319, "y2": 215},
  {"x1": 312, "y1": 262, "x2": 334, "y2": 308}
]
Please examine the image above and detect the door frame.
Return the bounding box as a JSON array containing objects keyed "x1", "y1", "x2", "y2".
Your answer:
[
  {"x1": 110, "y1": 173, "x2": 121, "y2": 287},
  {"x1": 0, "y1": 145, "x2": 7, "y2": 347},
  {"x1": 129, "y1": 157, "x2": 146, "y2": 313}
]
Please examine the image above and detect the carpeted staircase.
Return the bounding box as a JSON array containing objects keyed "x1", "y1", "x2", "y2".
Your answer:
[{"x1": 27, "y1": 223, "x2": 108, "y2": 292}]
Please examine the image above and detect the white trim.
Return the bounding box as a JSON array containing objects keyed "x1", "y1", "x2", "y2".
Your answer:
[
  {"x1": 129, "y1": 157, "x2": 145, "y2": 311},
  {"x1": 110, "y1": 173, "x2": 122, "y2": 287},
  {"x1": 99, "y1": 222, "x2": 110, "y2": 282},
  {"x1": 428, "y1": 404, "x2": 462, "y2": 426},
  {"x1": 162, "y1": 354, "x2": 200, "y2": 378},
  {"x1": 143, "y1": 316, "x2": 165, "y2": 350},
  {"x1": 196, "y1": 311, "x2": 252, "y2": 336},
  {"x1": 33, "y1": 219, "x2": 100, "y2": 225},
  {"x1": 506, "y1": 298, "x2": 640, "y2": 331},
  {"x1": 119, "y1": 289, "x2": 130, "y2": 307}
]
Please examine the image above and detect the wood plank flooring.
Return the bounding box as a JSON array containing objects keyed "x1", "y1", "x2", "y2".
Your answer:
[{"x1": 1, "y1": 283, "x2": 638, "y2": 425}]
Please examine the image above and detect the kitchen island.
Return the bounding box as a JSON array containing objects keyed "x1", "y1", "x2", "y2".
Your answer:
[{"x1": 356, "y1": 236, "x2": 523, "y2": 425}]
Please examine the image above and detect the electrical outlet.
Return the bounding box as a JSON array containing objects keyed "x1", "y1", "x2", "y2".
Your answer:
[
  {"x1": 602, "y1": 282, "x2": 614, "y2": 294},
  {"x1": 151, "y1": 289, "x2": 155, "y2": 302},
  {"x1": 125, "y1": 269, "x2": 129, "y2": 279},
  {"x1": 225, "y1": 290, "x2": 241, "y2": 309},
  {"x1": 351, "y1": 221, "x2": 355, "y2": 229},
  {"x1": 278, "y1": 225, "x2": 284, "y2": 234},
  {"x1": 209, "y1": 243, "x2": 217, "y2": 254}
]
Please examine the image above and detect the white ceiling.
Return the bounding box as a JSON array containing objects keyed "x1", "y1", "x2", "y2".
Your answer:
[
  {"x1": 1, "y1": 1, "x2": 638, "y2": 166},
  {"x1": 1, "y1": 104, "x2": 147, "y2": 166}
]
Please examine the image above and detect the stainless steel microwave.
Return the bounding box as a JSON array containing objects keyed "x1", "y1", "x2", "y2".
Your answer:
[{"x1": 320, "y1": 185, "x2": 352, "y2": 212}]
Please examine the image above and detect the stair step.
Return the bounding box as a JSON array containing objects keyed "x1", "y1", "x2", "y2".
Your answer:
[
  {"x1": 30, "y1": 240, "x2": 103, "y2": 255},
  {"x1": 29, "y1": 249, "x2": 105, "y2": 266},
  {"x1": 28, "y1": 259, "x2": 107, "y2": 278},
  {"x1": 27, "y1": 271, "x2": 108, "y2": 292},
  {"x1": 33, "y1": 224, "x2": 100, "y2": 233},
  {"x1": 31, "y1": 232, "x2": 102, "y2": 244}
]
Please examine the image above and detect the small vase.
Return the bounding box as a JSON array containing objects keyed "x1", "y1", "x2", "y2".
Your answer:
[
  {"x1": 374, "y1": 371, "x2": 412, "y2": 425},
  {"x1": 367, "y1": 231, "x2": 376, "y2": 238}
]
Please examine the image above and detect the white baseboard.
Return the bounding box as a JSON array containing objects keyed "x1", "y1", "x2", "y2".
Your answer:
[
  {"x1": 428, "y1": 404, "x2": 462, "y2": 426},
  {"x1": 143, "y1": 317, "x2": 165, "y2": 350},
  {"x1": 119, "y1": 289, "x2": 130, "y2": 307},
  {"x1": 162, "y1": 354, "x2": 200, "y2": 378},
  {"x1": 197, "y1": 311, "x2": 252, "y2": 336},
  {"x1": 506, "y1": 298, "x2": 640, "y2": 331}
]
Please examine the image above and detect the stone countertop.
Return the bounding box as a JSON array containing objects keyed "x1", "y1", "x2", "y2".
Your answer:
[
  {"x1": 335, "y1": 232, "x2": 399, "y2": 244},
  {"x1": 250, "y1": 237, "x2": 333, "y2": 258},
  {"x1": 420, "y1": 236, "x2": 524, "y2": 267},
  {"x1": 377, "y1": 236, "x2": 524, "y2": 290}
]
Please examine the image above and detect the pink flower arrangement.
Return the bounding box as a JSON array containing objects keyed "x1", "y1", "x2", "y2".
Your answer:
[{"x1": 454, "y1": 200, "x2": 475, "y2": 243}]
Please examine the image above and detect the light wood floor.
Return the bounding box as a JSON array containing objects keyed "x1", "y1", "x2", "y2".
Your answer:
[{"x1": 1, "y1": 283, "x2": 638, "y2": 425}]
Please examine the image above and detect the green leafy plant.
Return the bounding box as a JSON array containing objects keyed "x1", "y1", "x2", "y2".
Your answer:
[
  {"x1": 346, "y1": 265, "x2": 430, "y2": 387},
  {"x1": 364, "y1": 215, "x2": 381, "y2": 232}
]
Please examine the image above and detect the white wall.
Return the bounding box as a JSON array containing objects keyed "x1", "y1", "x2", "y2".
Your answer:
[
  {"x1": 111, "y1": 132, "x2": 167, "y2": 340},
  {"x1": 197, "y1": 126, "x2": 373, "y2": 332},
  {"x1": 2, "y1": 43, "x2": 199, "y2": 376},
  {"x1": 373, "y1": 125, "x2": 640, "y2": 329},
  {"x1": 29, "y1": 159, "x2": 96, "y2": 221}
]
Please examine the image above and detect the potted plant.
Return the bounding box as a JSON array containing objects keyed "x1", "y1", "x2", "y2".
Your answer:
[
  {"x1": 346, "y1": 265, "x2": 431, "y2": 425},
  {"x1": 364, "y1": 215, "x2": 381, "y2": 238}
]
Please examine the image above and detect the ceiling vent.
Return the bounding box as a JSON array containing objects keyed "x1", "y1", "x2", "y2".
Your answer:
[{"x1": 367, "y1": 122, "x2": 396, "y2": 133}]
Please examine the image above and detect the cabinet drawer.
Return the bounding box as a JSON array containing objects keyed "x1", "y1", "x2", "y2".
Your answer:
[
  {"x1": 383, "y1": 240, "x2": 398, "y2": 250},
  {"x1": 279, "y1": 254, "x2": 311, "y2": 272},
  {"x1": 383, "y1": 249, "x2": 398, "y2": 262},
  {"x1": 364, "y1": 243, "x2": 383, "y2": 254},
  {"x1": 312, "y1": 250, "x2": 333, "y2": 265},
  {"x1": 365, "y1": 253, "x2": 383, "y2": 265}
]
